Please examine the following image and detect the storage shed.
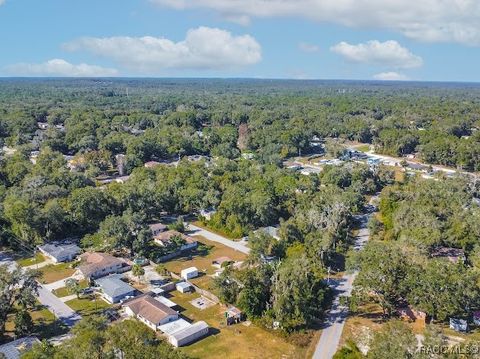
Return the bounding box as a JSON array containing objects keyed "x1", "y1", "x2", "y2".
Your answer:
[
  {"x1": 176, "y1": 282, "x2": 192, "y2": 293},
  {"x1": 181, "y1": 267, "x2": 198, "y2": 280},
  {"x1": 168, "y1": 321, "x2": 209, "y2": 347}
]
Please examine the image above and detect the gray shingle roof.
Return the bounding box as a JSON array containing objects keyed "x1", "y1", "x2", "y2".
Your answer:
[
  {"x1": 95, "y1": 274, "x2": 135, "y2": 299},
  {"x1": 0, "y1": 337, "x2": 40, "y2": 359},
  {"x1": 38, "y1": 243, "x2": 81, "y2": 260}
]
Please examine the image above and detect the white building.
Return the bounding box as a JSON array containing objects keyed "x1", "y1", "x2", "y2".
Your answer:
[
  {"x1": 181, "y1": 267, "x2": 198, "y2": 280},
  {"x1": 168, "y1": 321, "x2": 209, "y2": 347},
  {"x1": 123, "y1": 294, "x2": 178, "y2": 331},
  {"x1": 176, "y1": 282, "x2": 192, "y2": 293}
]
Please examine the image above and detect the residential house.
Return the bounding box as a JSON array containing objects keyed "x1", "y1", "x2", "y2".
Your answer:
[
  {"x1": 149, "y1": 223, "x2": 167, "y2": 237},
  {"x1": 77, "y1": 252, "x2": 127, "y2": 279},
  {"x1": 256, "y1": 226, "x2": 280, "y2": 240},
  {"x1": 123, "y1": 294, "x2": 178, "y2": 330},
  {"x1": 0, "y1": 337, "x2": 40, "y2": 359},
  {"x1": 168, "y1": 321, "x2": 209, "y2": 347},
  {"x1": 95, "y1": 274, "x2": 136, "y2": 304},
  {"x1": 154, "y1": 230, "x2": 197, "y2": 252},
  {"x1": 38, "y1": 242, "x2": 81, "y2": 263},
  {"x1": 199, "y1": 208, "x2": 216, "y2": 221}
]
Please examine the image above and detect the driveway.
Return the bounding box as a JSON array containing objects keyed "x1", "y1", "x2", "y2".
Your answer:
[
  {"x1": 43, "y1": 272, "x2": 84, "y2": 291},
  {"x1": 37, "y1": 284, "x2": 81, "y2": 327},
  {"x1": 313, "y1": 212, "x2": 373, "y2": 359},
  {"x1": 1, "y1": 251, "x2": 81, "y2": 328},
  {"x1": 0, "y1": 251, "x2": 17, "y2": 272},
  {"x1": 187, "y1": 224, "x2": 250, "y2": 254}
]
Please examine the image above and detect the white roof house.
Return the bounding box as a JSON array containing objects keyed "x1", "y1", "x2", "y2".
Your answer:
[{"x1": 181, "y1": 267, "x2": 198, "y2": 280}]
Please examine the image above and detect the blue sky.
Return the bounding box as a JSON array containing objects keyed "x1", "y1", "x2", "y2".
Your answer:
[{"x1": 1, "y1": 0, "x2": 479, "y2": 81}]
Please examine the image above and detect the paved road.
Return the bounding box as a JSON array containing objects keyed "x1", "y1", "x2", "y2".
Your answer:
[
  {"x1": 313, "y1": 212, "x2": 372, "y2": 359},
  {"x1": 37, "y1": 284, "x2": 81, "y2": 327},
  {"x1": 0, "y1": 252, "x2": 17, "y2": 272},
  {"x1": 0, "y1": 251, "x2": 81, "y2": 328},
  {"x1": 187, "y1": 224, "x2": 250, "y2": 254}
]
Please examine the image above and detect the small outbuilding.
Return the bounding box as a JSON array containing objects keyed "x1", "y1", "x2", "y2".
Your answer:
[
  {"x1": 168, "y1": 321, "x2": 209, "y2": 347},
  {"x1": 474, "y1": 311, "x2": 480, "y2": 326},
  {"x1": 450, "y1": 318, "x2": 468, "y2": 332},
  {"x1": 181, "y1": 267, "x2": 198, "y2": 280},
  {"x1": 226, "y1": 306, "x2": 245, "y2": 325},
  {"x1": 176, "y1": 282, "x2": 192, "y2": 293}
]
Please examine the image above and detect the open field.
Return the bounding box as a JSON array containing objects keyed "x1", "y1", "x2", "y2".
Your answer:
[
  {"x1": 39, "y1": 262, "x2": 76, "y2": 284},
  {"x1": 164, "y1": 236, "x2": 247, "y2": 276},
  {"x1": 167, "y1": 291, "x2": 307, "y2": 359}
]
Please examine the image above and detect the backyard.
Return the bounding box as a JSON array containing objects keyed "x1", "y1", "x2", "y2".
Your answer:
[
  {"x1": 167, "y1": 291, "x2": 307, "y2": 359},
  {"x1": 38, "y1": 262, "x2": 76, "y2": 284},
  {"x1": 163, "y1": 237, "x2": 246, "y2": 293}
]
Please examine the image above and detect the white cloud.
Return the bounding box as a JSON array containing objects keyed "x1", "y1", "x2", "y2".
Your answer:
[
  {"x1": 151, "y1": 0, "x2": 480, "y2": 46},
  {"x1": 373, "y1": 71, "x2": 409, "y2": 81},
  {"x1": 331, "y1": 40, "x2": 423, "y2": 68},
  {"x1": 64, "y1": 27, "x2": 262, "y2": 73},
  {"x1": 5, "y1": 59, "x2": 118, "y2": 77},
  {"x1": 298, "y1": 42, "x2": 320, "y2": 53}
]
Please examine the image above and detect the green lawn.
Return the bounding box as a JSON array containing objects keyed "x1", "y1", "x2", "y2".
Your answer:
[
  {"x1": 3, "y1": 304, "x2": 68, "y2": 342},
  {"x1": 356, "y1": 144, "x2": 371, "y2": 152},
  {"x1": 53, "y1": 279, "x2": 89, "y2": 297},
  {"x1": 39, "y1": 262, "x2": 76, "y2": 284},
  {"x1": 16, "y1": 252, "x2": 46, "y2": 267},
  {"x1": 65, "y1": 294, "x2": 111, "y2": 317},
  {"x1": 168, "y1": 291, "x2": 307, "y2": 359}
]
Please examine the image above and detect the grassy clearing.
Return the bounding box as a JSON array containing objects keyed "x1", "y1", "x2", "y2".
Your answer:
[
  {"x1": 52, "y1": 279, "x2": 89, "y2": 297},
  {"x1": 3, "y1": 304, "x2": 68, "y2": 342},
  {"x1": 356, "y1": 144, "x2": 371, "y2": 152},
  {"x1": 65, "y1": 294, "x2": 111, "y2": 317},
  {"x1": 16, "y1": 252, "x2": 46, "y2": 267},
  {"x1": 167, "y1": 291, "x2": 306, "y2": 359},
  {"x1": 39, "y1": 262, "x2": 76, "y2": 284},
  {"x1": 164, "y1": 237, "x2": 246, "y2": 276}
]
